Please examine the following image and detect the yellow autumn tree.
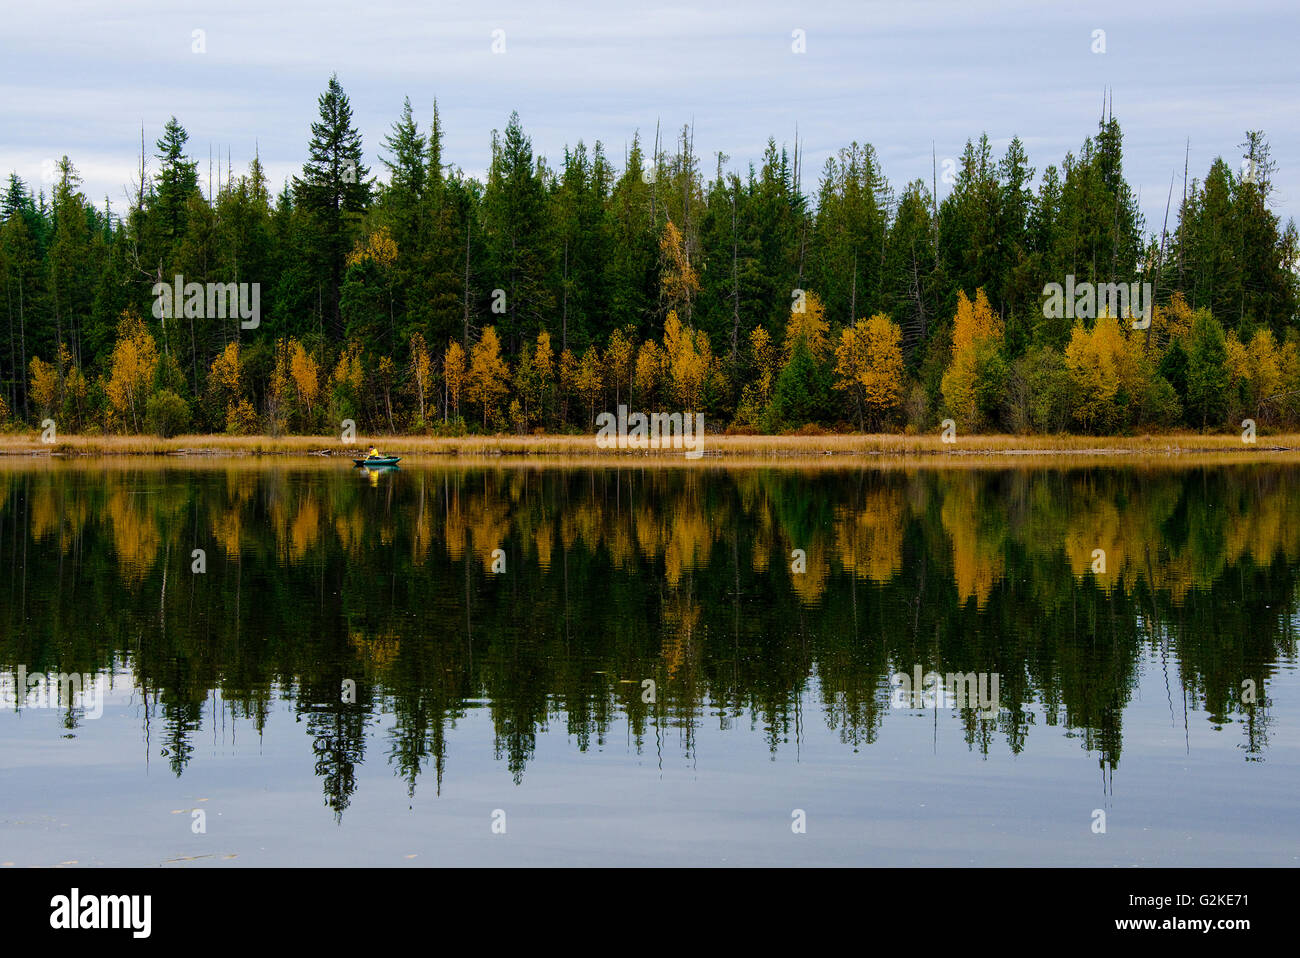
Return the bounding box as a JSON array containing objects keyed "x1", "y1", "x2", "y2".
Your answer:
[
  {"x1": 1149, "y1": 290, "x2": 1195, "y2": 355},
  {"x1": 663, "y1": 310, "x2": 711, "y2": 411},
  {"x1": 1063, "y1": 314, "x2": 1145, "y2": 433},
  {"x1": 332, "y1": 341, "x2": 365, "y2": 422},
  {"x1": 513, "y1": 332, "x2": 552, "y2": 431},
  {"x1": 104, "y1": 310, "x2": 159, "y2": 433},
  {"x1": 374, "y1": 355, "x2": 398, "y2": 431},
  {"x1": 409, "y1": 332, "x2": 432, "y2": 427},
  {"x1": 266, "y1": 339, "x2": 292, "y2": 436},
  {"x1": 634, "y1": 339, "x2": 664, "y2": 409},
  {"x1": 732, "y1": 325, "x2": 778, "y2": 429},
  {"x1": 834, "y1": 313, "x2": 905, "y2": 430},
  {"x1": 606, "y1": 326, "x2": 636, "y2": 406},
  {"x1": 28, "y1": 356, "x2": 60, "y2": 417},
  {"x1": 940, "y1": 288, "x2": 1003, "y2": 430},
  {"x1": 60, "y1": 344, "x2": 89, "y2": 430},
  {"x1": 207, "y1": 342, "x2": 243, "y2": 431},
  {"x1": 750, "y1": 326, "x2": 777, "y2": 404},
  {"x1": 289, "y1": 339, "x2": 320, "y2": 425},
  {"x1": 659, "y1": 220, "x2": 699, "y2": 321},
  {"x1": 575, "y1": 345, "x2": 603, "y2": 425},
  {"x1": 783, "y1": 290, "x2": 830, "y2": 364},
  {"x1": 345, "y1": 226, "x2": 399, "y2": 269},
  {"x1": 533, "y1": 330, "x2": 554, "y2": 425},
  {"x1": 1227, "y1": 328, "x2": 1282, "y2": 422},
  {"x1": 443, "y1": 340, "x2": 467, "y2": 422},
  {"x1": 467, "y1": 326, "x2": 510, "y2": 428},
  {"x1": 559, "y1": 347, "x2": 579, "y2": 423}
]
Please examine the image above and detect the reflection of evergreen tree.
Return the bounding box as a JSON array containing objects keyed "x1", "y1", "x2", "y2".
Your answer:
[
  {"x1": 160, "y1": 701, "x2": 202, "y2": 776},
  {"x1": 304, "y1": 705, "x2": 368, "y2": 821}
]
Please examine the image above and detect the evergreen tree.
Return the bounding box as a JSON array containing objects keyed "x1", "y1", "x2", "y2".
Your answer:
[{"x1": 294, "y1": 74, "x2": 372, "y2": 336}]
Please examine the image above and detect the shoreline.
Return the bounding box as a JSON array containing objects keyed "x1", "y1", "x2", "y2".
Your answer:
[{"x1": 1, "y1": 432, "x2": 1299, "y2": 463}]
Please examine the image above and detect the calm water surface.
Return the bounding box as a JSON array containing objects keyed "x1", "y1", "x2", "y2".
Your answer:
[{"x1": 1, "y1": 460, "x2": 1296, "y2": 866}]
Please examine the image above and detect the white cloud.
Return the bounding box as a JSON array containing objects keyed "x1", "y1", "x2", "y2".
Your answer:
[{"x1": 1, "y1": 0, "x2": 1296, "y2": 228}]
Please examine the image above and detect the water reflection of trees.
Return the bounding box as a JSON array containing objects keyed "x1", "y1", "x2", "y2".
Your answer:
[{"x1": 0, "y1": 464, "x2": 1293, "y2": 813}]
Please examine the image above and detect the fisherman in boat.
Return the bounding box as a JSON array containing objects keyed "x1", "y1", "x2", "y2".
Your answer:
[{"x1": 366, "y1": 445, "x2": 381, "y2": 460}]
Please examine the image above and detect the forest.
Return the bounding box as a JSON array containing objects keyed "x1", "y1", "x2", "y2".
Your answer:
[{"x1": 1, "y1": 75, "x2": 1297, "y2": 438}]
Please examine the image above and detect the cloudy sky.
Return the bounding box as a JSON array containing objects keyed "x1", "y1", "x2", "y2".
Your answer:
[{"x1": 2, "y1": 0, "x2": 1295, "y2": 231}]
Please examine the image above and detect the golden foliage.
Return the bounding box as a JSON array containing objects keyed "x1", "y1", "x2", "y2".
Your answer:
[
  {"x1": 105, "y1": 485, "x2": 160, "y2": 582},
  {"x1": 467, "y1": 327, "x2": 510, "y2": 427},
  {"x1": 574, "y1": 345, "x2": 603, "y2": 424},
  {"x1": 104, "y1": 310, "x2": 159, "y2": 432},
  {"x1": 225, "y1": 398, "x2": 260, "y2": 436},
  {"x1": 939, "y1": 474, "x2": 1004, "y2": 607},
  {"x1": 443, "y1": 340, "x2": 467, "y2": 416},
  {"x1": 940, "y1": 289, "x2": 1003, "y2": 429},
  {"x1": 750, "y1": 326, "x2": 777, "y2": 403},
  {"x1": 346, "y1": 226, "x2": 399, "y2": 269},
  {"x1": 409, "y1": 332, "x2": 432, "y2": 425},
  {"x1": 834, "y1": 314, "x2": 905, "y2": 428},
  {"x1": 634, "y1": 339, "x2": 664, "y2": 407},
  {"x1": 289, "y1": 340, "x2": 320, "y2": 419},
  {"x1": 783, "y1": 289, "x2": 830, "y2": 363},
  {"x1": 662, "y1": 311, "x2": 712, "y2": 411},
  {"x1": 332, "y1": 341, "x2": 365, "y2": 398},
  {"x1": 658, "y1": 220, "x2": 699, "y2": 318},
  {"x1": 606, "y1": 326, "x2": 636, "y2": 405},
  {"x1": 208, "y1": 342, "x2": 243, "y2": 430},
  {"x1": 28, "y1": 356, "x2": 59, "y2": 414}
]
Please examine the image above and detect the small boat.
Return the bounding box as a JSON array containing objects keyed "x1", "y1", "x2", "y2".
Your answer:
[{"x1": 353, "y1": 456, "x2": 402, "y2": 467}]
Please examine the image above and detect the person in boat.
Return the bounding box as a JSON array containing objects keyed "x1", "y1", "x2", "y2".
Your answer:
[{"x1": 366, "y1": 445, "x2": 382, "y2": 460}]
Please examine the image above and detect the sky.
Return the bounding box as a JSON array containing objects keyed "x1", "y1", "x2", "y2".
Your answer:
[{"x1": 2, "y1": 0, "x2": 1296, "y2": 233}]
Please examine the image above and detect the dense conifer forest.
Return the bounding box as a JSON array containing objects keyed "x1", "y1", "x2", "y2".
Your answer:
[{"x1": 2, "y1": 75, "x2": 1296, "y2": 437}]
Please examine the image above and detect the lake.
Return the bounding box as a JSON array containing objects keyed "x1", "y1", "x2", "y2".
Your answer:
[{"x1": 1, "y1": 458, "x2": 1296, "y2": 866}]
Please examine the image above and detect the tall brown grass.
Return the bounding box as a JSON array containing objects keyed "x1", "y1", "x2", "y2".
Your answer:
[{"x1": 2, "y1": 430, "x2": 1299, "y2": 466}]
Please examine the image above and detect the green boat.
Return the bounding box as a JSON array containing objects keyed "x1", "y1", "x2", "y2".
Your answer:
[{"x1": 353, "y1": 457, "x2": 401, "y2": 467}]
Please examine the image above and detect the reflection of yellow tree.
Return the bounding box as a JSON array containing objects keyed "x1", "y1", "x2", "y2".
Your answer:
[
  {"x1": 833, "y1": 486, "x2": 906, "y2": 583},
  {"x1": 410, "y1": 480, "x2": 433, "y2": 565},
  {"x1": 28, "y1": 478, "x2": 89, "y2": 546},
  {"x1": 663, "y1": 508, "x2": 715, "y2": 588},
  {"x1": 350, "y1": 632, "x2": 400, "y2": 669},
  {"x1": 790, "y1": 548, "x2": 828, "y2": 606},
  {"x1": 335, "y1": 506, "x2": 368, "y2": 557},
  {"x1": 211, "y1": 473, "x2": 255, "y2": 557},
  {"x1": 289, "y1": 496, "x2": 321, "y2": 562},
  {"x1": 533, "y1": 519, "x2": 554, "y2": 571},
  {"x1": 939, "y1": 474, "x2": 1004, "y2": 607},
  {"x1": 443, "y1": 489, "x2": 466, "y2": 561},
  {"x1": 465, "y1": 481, "x2": 511, "y2": 571},
  {"x1": 735, "y1": 475, "x2": 774, "y2": 574},
  {"x1": 660, "y1": 591, "x2": 701, "y2": 679},
  {"x1": 105, "y1": 486, "x2": 160, "y2": 581},
  {"x1": 1222, "y1": 479, "x2": 1299, "y2": 569},
  {"x1": 212, "y1": 506, "x2": 242, "y2": 558},
  {"x1": 29, "y1": 481, "x2": 59, "y2": 542}
]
